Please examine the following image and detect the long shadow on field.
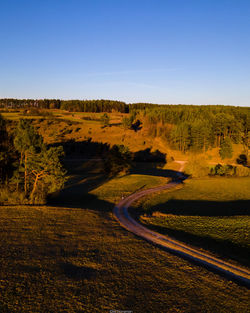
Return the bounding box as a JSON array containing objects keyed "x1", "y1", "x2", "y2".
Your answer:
[
  {"x1": 133, "y1": 198, "x2": 250, "y2": 268},
  {"x1": 48, "y1": 139, "x2": 185, "y2": 209},
  {"x1": 48, "y1": 157, "x2": 113, "y2": 211},
  {"x1": 130, "y1": 162, "x2": 183, "y2": 179},
  {"x1": 51, "y1": 139, "x2": 185, "y2": 181},
  {"x1": 139, "y1": 222, "x2": 250, "y2": 268},
  {"x1": 48, "y1": 158, "x2": 184, "y2": 211},
  {"x1": 51, "y1": 139, "x2": 110, "y2": 158},
  {"x1": 146, "y1": 199, "x2": 250, "y2": 216},
  {"x1": 49, "y1": 160, "x2": 184, "y2": 210}
]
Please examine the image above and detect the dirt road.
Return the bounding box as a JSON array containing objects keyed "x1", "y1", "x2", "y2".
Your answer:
[{"x1": 113, "y1": 162, "x2": 250, "y2": 288}]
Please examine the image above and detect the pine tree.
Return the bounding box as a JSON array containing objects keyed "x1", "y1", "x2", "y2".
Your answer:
[
  {"x1": 14, "y1": 119, "x2": 43, "y2": 195},
  {"x1": 13, "y1": 119, "x2": 66, "y2": 202},
  {"x1": 219, "y1": 137, "x2": 233, "y2": 159},
  {"x1": 0, "y1": 114, "x2": 13, "y2": 183},
  {"x1": 100, "y1": 113, "x2": 110, "y2": 127},
  {"x1": 29, "y1": 146, "x2": 66, "y2": 203}
]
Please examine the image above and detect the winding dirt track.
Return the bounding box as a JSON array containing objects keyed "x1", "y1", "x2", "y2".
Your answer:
[{"x1": 113, "y1": 162, "x2": 250, "y2": 287}]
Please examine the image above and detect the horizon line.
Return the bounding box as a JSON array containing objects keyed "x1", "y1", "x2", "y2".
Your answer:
[{"x1": 0, "y1": 97, "x2": 249, "y2": 108}]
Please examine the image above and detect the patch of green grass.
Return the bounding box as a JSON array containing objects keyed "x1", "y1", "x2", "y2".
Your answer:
[
  {"x1": 135, "y1": 177, "x2": 250, "y2": 267},
  {"x1": 141, "y1": 214, "x2": 250, "y2": 265},
  {"x1": 91, "y1": 174, "x2": 168, "y2": 203},
  {"x1": 1, "y1": 112, "x2": 41, "y2": 120},
  {"x1": 141, "y1": 177, "x2": 250, "y2": 204}
]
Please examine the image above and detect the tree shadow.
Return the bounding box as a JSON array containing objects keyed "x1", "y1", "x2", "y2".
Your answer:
[
  {"x1": 133, "y1": 198, "x2": 250, "y2": 271},
  {"x1": 131, "y1": 119, "x2": 142, "y2": 132},
  {"x1": 110, "y1": 122, "x2": 122, "y2": 127},
  {"x1": 146, "y1": 199, "x2": 250, "y2": 216},
  {"x1": 48, "y1": 140, "x2": 185, "y2": 209},
  {"x1": 133, "y1": 148, "x2": 166, "y2": 162},
  {"x1": 48, "y1": 140, "x2": 113, "y2": 209},
  {"x1": 139, "y1": 222, "x2": 250, "y2": 269},
  {"x1": 130, "y1": 162, "x2": 186, "y2": 180},
  {"x1": 48, "y1": 164, "x2": 113, "y2": 212},
  {"x1": 17, "y1": 264, "x2": 41, "y2": 274},
  {"x1": 51, "y1": 139, "x2": 110, "y2": 158},
  {"x1": 59, "y1": 262, "x2": 99, "y2": 280}
]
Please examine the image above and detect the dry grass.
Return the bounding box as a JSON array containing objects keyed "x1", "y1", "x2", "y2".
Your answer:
[
  {"x1": 3, "y1": 109, "x2": 246, "y2": 162},
  {"x1": 0, "y1": 203, "x2": 249, "y2": 313}
]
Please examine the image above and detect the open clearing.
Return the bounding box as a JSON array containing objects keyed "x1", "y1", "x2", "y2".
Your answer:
[{"x1": 135, "y1": 177, "x2": 250, "y2": 268}]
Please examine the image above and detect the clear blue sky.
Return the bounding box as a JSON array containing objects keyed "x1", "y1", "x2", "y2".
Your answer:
[{"x1": 0, "y1": 0, "x2": 250, "y2": 106}]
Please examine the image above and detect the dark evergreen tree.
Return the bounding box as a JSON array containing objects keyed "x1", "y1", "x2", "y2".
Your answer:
[
  {"x1": 104, "y1": 145, "x2": 132, "y2": 175},
  {"x1": 14, "y1": 120, "x2": 43, "y2": 195},
  {"x1": 122, "y1": 116, "x2": 133, "y2": 129},
  {"x1": 13, "y1": 119, "x2": 66, "y2": 202},
  {"x1": 0, "y1": 114, "x2": 13, "y2": 183},
  {"x1": 219, "y1": 137, "x2": 233, "y2": 159},
  {"x1": 100, "y1": 113, "x2": 110, "y2": 127}
]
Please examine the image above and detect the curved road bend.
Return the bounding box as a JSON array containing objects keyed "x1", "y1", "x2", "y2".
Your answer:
[{"x1": 114, "y1": 161, "x2": 250, "y2": 288}]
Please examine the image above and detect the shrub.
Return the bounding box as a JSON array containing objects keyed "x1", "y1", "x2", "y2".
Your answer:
[
  {"x1": 185, "y1": 156, "x2": 210, "y2": 177},
  {"x1": 235, "y1": 166, "x2": 250, "y2": 177},
  {"x1": 236, "y1": 154, "x2": 248, "y2": 166},
  {"x1": 122, "y1": 117, "x2": 133, "y2": 129},
  {"x1": 100, "y1": 113, "x2": 110, "y2": 128},
  {"x1": 210, "y1": 164, "x2": 235, "y2": 176},
  {"x1": 210, "y1": 164, "x2": 250, "y2": 177},
  {"x1": 0, "y1": 187, "x2": 28, "y2": 205}
]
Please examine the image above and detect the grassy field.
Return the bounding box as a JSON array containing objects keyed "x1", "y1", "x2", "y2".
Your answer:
[
  {"x1": 0, "y1": 162, "x2": 250, "y2": 312},
  {"x1": 0, "y1": 197, "x2": 250, "y2": 312},
  {"x1": 1, "y1": 112, "x2": 44, "y2": 120},
  {"x1": 135, "y1": 177, "x2": 250, "y2": 268},
  {"x1": 90, "y1": 174, "x2": 169, "y2": 204}
]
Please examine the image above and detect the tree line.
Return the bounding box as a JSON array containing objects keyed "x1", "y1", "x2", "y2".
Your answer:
[{"x1": 0, "y1": 98, "x2": 128, "y2": 113}]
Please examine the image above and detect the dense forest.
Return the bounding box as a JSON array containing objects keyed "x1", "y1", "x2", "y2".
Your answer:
[
  {"x1": 0, "y1": 98, "x2": 128, "y2": 113},
  {"x1": 142, "y1": 105, "x2": 250, "y2": 153}
]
